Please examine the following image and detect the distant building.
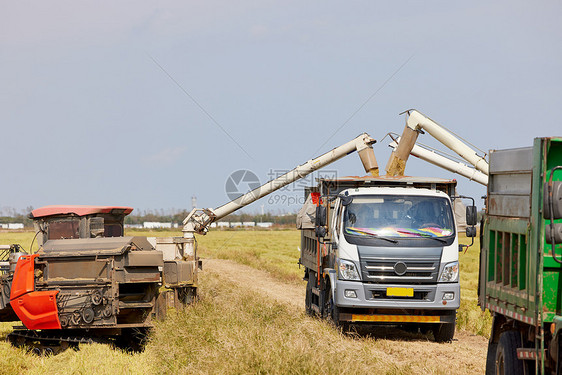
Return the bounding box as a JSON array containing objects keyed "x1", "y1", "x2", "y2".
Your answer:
[
  {"x1": 143, "y1": 222, "x2": 172, "y2": 229},
  {"x1": 124, "y1": 224, "x2": 143, "y2": 229},
  {"x1": 0, "y1": 223, "x2": 24, "y2": 230},
  {"x1": 212, "y1": 221, "x2": 272, "y2": 229}
]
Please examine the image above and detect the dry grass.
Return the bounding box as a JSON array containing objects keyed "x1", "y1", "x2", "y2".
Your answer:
[
  {"x1": 0, "y1": 229, "x2": 489, "y2": 374},
  {"x1": 0, "y1": 231, "x2": 40, "y2": 253},
  {"x1": 149, "y1": 271, "x2": 469, "y2": 375},
  {"x1": 0, "y1": 322, "x2": 153, "y2": 375},
  {"x1": 457, "y1": 234, "x2": 493, "y2": 337}
]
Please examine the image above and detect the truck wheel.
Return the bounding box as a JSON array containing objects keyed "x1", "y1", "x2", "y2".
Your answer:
[
  {"x1": 495, "y1": 331, "x2": 524, "y2": 375},
  {"x1": 329, "y1": 289, "x2": 340, "y2": 324},
  {"x1": 326, "y1": 288, "x2": 346, "y2": 329},
  {"x1": 433, "y1": 322, "x2": 455, "y2": 343},
  {"x1": 305, "y1": 278, "x2": 313, "y2": 316},
  {"x1": 485, "y1": 341, "x2": 498, "y2": 375}
]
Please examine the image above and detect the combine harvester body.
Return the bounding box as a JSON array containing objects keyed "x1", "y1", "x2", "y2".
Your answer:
[{"x1": 0, "y1": 206, "x2": 198, "y2": 353}]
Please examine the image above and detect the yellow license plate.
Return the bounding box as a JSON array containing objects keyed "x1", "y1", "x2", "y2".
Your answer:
[{"x1": 386, "y1": 287, "x2": 414, "y2": 297}]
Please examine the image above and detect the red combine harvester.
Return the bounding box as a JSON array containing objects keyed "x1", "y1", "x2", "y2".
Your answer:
[{"x1": 0, "y1": 205, "x2": 198, "y2": 354}]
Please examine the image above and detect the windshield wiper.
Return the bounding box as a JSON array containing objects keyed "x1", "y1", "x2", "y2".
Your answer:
[
  {"x1": 424, "y1": 236, "x2": 447, "y2": 244},
  {"x1": 403, "y1": 231, "x2": 448, "y2": 243},
  {"x1": 413, "y1": 233, "x2": 447, "y2": 243},
  {"x1": 362, "y1": 233, "x2": 398, "y2": 244}
]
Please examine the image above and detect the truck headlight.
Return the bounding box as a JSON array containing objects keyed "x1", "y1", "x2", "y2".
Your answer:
[
  {"x1": 439, "y1": 262, "x2": 459, "y2": 282},
  {"x1": 338, "y1": 259, "x2": 361, "y2": 281}
]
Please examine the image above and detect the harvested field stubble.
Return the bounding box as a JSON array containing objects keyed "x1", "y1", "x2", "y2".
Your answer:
[
  {"x1": 0, "y1": 229, "x2": 489, "y2": 374},
  {"x1": 151, "y1": 269, "x2": 480, "y2": 375}
]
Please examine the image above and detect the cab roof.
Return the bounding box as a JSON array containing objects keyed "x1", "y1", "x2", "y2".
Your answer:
[
  {"x1": 320, "y1": 175, "x2": 457, "y2": 184},
  {"x1": 30, "y1": 205, "x2": 133, "y2": 219},
  {"x1": 313, "y1": 175, "x2": 457, "y2": 197}
]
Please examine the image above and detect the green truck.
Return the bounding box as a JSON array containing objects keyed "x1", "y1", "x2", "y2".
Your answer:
[{"x1": 481, "y1": 137, "x2": 562, "y2": 374}]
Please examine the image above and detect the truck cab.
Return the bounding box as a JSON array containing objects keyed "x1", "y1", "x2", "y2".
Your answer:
[{"x1": 299, "y1": 176, "x2": 472, "y2": 342}]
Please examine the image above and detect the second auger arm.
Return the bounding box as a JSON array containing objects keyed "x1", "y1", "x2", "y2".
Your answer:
[
  {"x1": 388, "y1": 137, "x2": 489, "y2": 185},
  {"x1": 385, "y1": 109, "x2": 489, "y2": 180}
]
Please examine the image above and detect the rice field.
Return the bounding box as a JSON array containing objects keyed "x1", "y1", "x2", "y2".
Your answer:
[{"x1": 0, "y1": 228, "x2": 490, "y2": 374}]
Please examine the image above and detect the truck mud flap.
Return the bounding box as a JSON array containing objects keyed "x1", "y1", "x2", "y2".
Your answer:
[{"x1": 339, "y1": 313, "x2": 455, "y2": 324}]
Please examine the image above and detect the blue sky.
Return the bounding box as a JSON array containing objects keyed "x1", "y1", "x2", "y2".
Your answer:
[{"x1": 1, "y1": 1, "x2": 561, "y2": 215}]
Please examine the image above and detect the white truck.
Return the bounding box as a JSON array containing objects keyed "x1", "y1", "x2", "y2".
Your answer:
[
  {"x1": 297, "y1": 110, "x2": 482, "y2": 342},
  {"x1": 298, "y1": 175, "x2": 469, "y2": 342}
]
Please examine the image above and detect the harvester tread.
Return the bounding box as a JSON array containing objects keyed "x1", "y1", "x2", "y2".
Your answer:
[{"x1": 8, "y1": 330, "x2": 96, "y2": 345}]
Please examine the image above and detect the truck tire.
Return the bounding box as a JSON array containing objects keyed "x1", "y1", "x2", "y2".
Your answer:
[
  {"x1": 305, "y1": 275, "x2": 314, "y2": 316},
  {"x1": 495, "y1": 331, "x2": 524, "y2": 375},
  {"x1": 433, "y1": 321, "x2": 455, "y2": 343},
  {"x1": 325, "y1": 287, "x2": 346, "y2": 329},
  {"x1": 328, "y1": 289, "x2": 340, "y2": 324},
  {"x1": 485, "y1": 341, "x2": 498, "y2": 375}
]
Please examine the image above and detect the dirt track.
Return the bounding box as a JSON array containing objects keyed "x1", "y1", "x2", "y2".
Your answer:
[{"x1": 205, "y1": 258, "x2": 489, "y2": 373}]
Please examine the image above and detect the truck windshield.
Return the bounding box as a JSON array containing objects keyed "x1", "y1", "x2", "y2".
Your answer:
[{"x1": 343, "y1": 195, "x2": 455, "y2": 239}]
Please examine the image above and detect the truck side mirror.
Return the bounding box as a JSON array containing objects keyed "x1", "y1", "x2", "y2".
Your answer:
[
  {"x1": 466, "y1": 226, "x2": 477, "y2": 238},
  {"x1": 543, "y1": 182, "x2": 562, "y2": 219},
  {"x1": 466, "y1": 206, "x2": 477, "y2": 226},
  {"x1": 315, "y1": 205, "x2": 326, "y2": 227},
  {"x1": 315, "y1": 226, "x2": 327, "y2": 238},
  {"x1": 315, "y1": 205, "x2": 327, "y2": 238}
]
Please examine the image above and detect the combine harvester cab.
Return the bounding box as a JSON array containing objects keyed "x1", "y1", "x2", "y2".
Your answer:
[
  {"x1": 481, "y1": 138, "x2": 562, "y2": 374},
  {"x1": 298, "y1": 176, "x2": 477, "y2": 342},
  {"x1": 0, "y1": 205, "x2": 198, "y2": 354}
]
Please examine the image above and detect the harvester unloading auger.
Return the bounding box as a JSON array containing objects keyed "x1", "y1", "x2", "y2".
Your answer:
[
  {"x1": 387, "y1": 109, "x2": 489, "y2": 185},
  {"x1": 179, "y1": 132, "x2": 379, "y2": 250},
  {"x1": 0, "y1": 132, "x2": 379, "y2": 354}
]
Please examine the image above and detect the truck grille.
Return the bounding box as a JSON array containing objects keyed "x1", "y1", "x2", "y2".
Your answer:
[{"x1": 361, "y1": 258, "x2": 440, "y2": 284}]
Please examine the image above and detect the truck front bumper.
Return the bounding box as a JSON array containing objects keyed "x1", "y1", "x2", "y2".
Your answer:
[{"x1": 335, "y1": 280, "x2": 460, "y2": 316}]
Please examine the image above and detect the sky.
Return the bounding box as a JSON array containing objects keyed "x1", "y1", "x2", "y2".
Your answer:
[{"x1": 1, "y1": 1, "x2": 561, "y2": 216}]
